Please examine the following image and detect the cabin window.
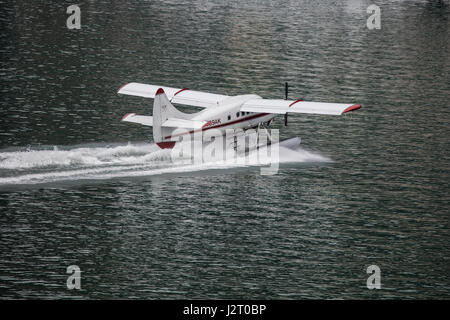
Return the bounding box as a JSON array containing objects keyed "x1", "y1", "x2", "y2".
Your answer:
[
  {"x1": 236, "y1": 112, "x2": 240, "y2": 118},
  {"x1": 228, "y1": 115, "x2": 231, "y2": 120}
]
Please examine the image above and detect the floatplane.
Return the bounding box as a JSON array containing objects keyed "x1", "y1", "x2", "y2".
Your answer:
[{"x1": 118, "y1": 82, "x2": 361, "y2": 150}]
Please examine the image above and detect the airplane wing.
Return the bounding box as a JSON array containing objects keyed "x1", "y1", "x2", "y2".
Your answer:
[
  {"x1": 240, "y1": 99, "x2": 361, "y2": 115},
  {"x1": 118, "y1": 82, "x2": 229, "y2": 108},
  {"x1": 121, "y1": 113, "x2": 205, "y2": 129}
]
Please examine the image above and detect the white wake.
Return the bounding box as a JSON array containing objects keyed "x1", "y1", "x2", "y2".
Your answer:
[{"x1": 0, "y1": 142, "x2": 331, "y2": 185}]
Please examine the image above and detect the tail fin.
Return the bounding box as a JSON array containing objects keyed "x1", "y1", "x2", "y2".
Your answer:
[{"x1": 153, "y1": 88, "x2": 190, "y2": 148}]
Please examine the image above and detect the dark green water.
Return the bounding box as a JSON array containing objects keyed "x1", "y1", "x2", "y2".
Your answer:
[{"x1": 0, "y1": 0, "x2": 449, "y2": 299}]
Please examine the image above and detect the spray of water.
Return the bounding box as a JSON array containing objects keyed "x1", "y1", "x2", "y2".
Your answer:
[{"x1": 0, "y1": 141, "x2": 331, "y2": 185}]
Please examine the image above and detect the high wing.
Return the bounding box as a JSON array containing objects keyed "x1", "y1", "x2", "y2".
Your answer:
[
  {"x1": 118, "y1": 82, "x2": 229, "y2": 108},
  {"x1": 240, "y1": 99, "x2": 361, "y2": 115},
  {"x1": 122, "y1": 113, "x2": 205, "y2": 129}
]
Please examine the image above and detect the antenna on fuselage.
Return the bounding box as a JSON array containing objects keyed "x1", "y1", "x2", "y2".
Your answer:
[{"x1": 284, "y1": 82, "x2": 288, "y2": 126}]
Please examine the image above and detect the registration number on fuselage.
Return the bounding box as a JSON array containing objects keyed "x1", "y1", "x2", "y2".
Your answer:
[{"x1": 203, "y1": 119, "x2": 221, "y2": 128}]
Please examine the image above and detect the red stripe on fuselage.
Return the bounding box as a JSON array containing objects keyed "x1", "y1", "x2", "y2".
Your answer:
[{"x1": 163, "y1": 113, "x2": 270, "y2": 140}]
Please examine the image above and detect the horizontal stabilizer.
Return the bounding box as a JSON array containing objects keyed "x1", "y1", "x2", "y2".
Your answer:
[
  {"x1": 162, "y1": 118, "x2": 206, "y2": 129},
  {"x1": 121, "y1": 113, "x2": 153, "y2": 126},
  {"x1": 121, "y1": 113, "x2": 205, "y2": 129}
]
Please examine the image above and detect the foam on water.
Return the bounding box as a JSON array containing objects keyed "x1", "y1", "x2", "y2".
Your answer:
[
  {"x1": 0, "y1": 143, "x2": 165, "y2": 170},
  {"x1": 0, "y1": 141, "x2": 331, "y2": 185}
]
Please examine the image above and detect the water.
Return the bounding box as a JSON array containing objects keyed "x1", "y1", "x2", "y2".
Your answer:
[{"x1": 0, "y1": 0, "x2": 449, "y2": 299}]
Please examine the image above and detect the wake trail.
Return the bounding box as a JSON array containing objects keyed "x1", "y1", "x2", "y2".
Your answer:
[{"x1": 0, "y1": 141, "x2": 331, "y2": 185}]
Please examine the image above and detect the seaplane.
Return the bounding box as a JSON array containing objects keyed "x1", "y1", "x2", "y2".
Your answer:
[{"x1": 118, "y1": 82, "x2": 361, "y2": 149}]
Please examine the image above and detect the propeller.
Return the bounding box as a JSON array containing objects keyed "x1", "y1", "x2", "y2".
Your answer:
[{"x1": 284, "y1": 82, "x2": 288, "y2": 126}]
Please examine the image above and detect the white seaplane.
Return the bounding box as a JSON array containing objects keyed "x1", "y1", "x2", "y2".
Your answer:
[{"x1": 118, "y1": 82, "x2": 361, "y2": 149}]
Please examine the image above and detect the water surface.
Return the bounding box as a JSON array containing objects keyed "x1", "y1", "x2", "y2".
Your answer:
[{"x1": 0, "y1": 0, "x2": 449, "y2": 299}]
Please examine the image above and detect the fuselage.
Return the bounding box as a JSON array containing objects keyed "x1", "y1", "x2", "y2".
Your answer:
[{"x1": 163, "y1": 94, "x2": 277, "y2": 142}]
